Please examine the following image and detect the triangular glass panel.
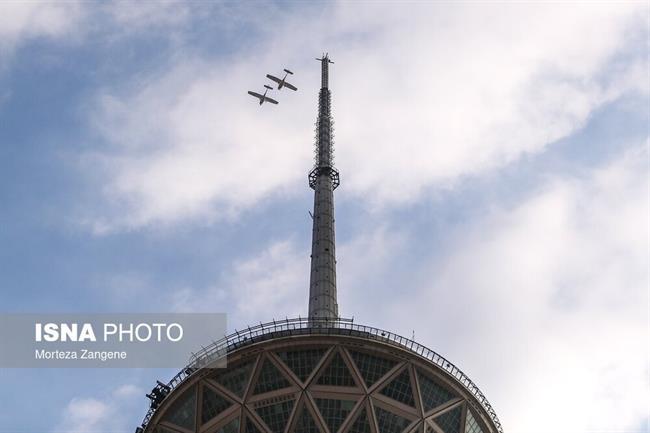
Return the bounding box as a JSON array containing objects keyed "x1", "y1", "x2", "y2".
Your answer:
[
  {"x1": 465, "y1": 409, "x2": 483, "y2": 433},
  {"x1": 162, "y1": 387, "x2": 196, "y2": 431},
  {"x1": 432, "y1": 406, "x2": 462, "y2": 433},
  {"x1": 379, "y1": 369, "x2": 415, "y2": 407},
  {"x1": 347, "y1": 408, "x2": 372, "y2": 433},
  {"x1": 214, "y1": 359, "x2": 256, "y2": 398},
  {"x1": 255, "y1": 399, "x2": 296, "y2": 433},
  {"x1": 316, "y1": 352, "x2": 356, "y2": 387},
  {"x1": 276, "y1": 348, "x2": 327, "y2": 382},
  {"x1": 314, "y1": 398, "x2": 356, "y2": 433},
  {"x1": 245, "y1": 416, "x2": 263, "y2": 433},
  {"x1": 425, "y1": 423, "x2": 435, "y2": 433},
  {"x1": 349, "y1": 351, "x2": 398, "y2": 388},
  {"x1": 404, "y1": 421, "x2": 422, "y2": 433},
  {"x1": 253, "y1": 358, "x2": 292, "y2": 395},
  {"x1": 201, "y1": 385, "x2": 234, "y2": 425},
  {"x1": 216, "y1": 417, "x2": 240, "y2": 433},
  {"x1": 156, "y1": 427, "x2": 181, "y2": 433},
  {"x1": 374, "y1": 406, "x2": 412, "y2": 433},
  {"x1": 416, "y1": 369, "x2": 455, "y2": 412},
  {"x1": 294, "y1": 404, "x2": 321, "y2": 433}
]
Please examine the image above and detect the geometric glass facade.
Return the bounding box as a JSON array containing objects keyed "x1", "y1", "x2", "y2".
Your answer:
[{"x1": 143, "y1": 328, "x2": 499, "y2": 433}]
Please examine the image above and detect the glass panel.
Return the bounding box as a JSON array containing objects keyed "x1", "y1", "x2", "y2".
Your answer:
[
  {"x1": 349, "y1": 351, "x2": 397, "y2": 388},
  {"x1": 201, "y1": 385, "x2": 234, "y2": 425},
  {"x1": 314, "y1": 398, "x2": 356, "y2": 433},
  {"x1": 294, "y1": 404, "x2": 321, "y2": 433},
  {"x1": 255, "y1": 399, "x2": 296, "y2": 433},
  {"x1": 379, "y1": 369, "x2": 415, "y2": 407},
  {"x1": 316, "y1": 352, "x2": 356, "y2": 387},
  {"x1": 374, "y1": 406, "x2": 411, "y2": 433},
  {"x1": 276, "y1": 348, "x2": 327, "y2": 382},
  {"x1": 156, "y1": 427, "x2": 181, "y2": 433},
  {"x1": 464, "y1": 409, "x2": 483, "y2": 433},
  {"x1": 216, "y1": 417, "x2": 240, "y2": 433},
  {"x1": 253, "y1": 358, "x2": 292, "y2": 395},
  {"x1": 162, "y1": 387, "x2": 196, "y2": 431},
  {"x1": 416, "y1": 369, "x2": 455, "y2": 412},
  {"x1": 347, "y1": 408, "x2": 371, "y2": 433},
  {"x1": 245, "y1": 416, "x2": 263, "y2": 433},
  {"x1": 214, "y1": 359, "x2": 256, "y2": 398},
  {"x1": 433, "y1": 406, "x2": 462, "y2": 433}
]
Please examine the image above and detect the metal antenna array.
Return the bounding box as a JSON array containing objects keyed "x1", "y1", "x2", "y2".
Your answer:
[{"x1": 308, "y1": 54, "x2": 340, "y2": 321}]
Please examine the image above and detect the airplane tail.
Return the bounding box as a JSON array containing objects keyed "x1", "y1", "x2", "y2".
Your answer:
[
  {"x1": 264, "y1": 85, "x2": 273, "y2": 90},
  {"x1": 284, "y1": 69, "x2": 294, "y2": 75}
]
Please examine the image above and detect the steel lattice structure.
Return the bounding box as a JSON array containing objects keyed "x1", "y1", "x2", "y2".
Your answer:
[{"x1": 308, "y1": 54, "x2": 339, "y2": 320}]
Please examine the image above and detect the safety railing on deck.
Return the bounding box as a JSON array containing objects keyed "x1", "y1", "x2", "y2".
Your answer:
[{"x1": 139, "y1": 317, "x2": 503, "y2": 433}]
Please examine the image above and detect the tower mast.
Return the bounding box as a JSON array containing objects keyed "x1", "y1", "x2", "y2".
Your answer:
[{"x1": 308, "y1": 54, "x2": 340, "y2": 321}]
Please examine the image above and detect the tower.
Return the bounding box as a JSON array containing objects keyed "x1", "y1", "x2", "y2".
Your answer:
[
  {"x1": 308, "y1": 54, "x2": 339, "y2": 320},
  {"x1": 136, "y1": 55, "x2": 503, "y2": 433}
]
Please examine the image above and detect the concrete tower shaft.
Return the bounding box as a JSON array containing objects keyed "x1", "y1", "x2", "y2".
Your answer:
[{"x1": 308, "y1": 54, "x2": 339, "y2": 320}]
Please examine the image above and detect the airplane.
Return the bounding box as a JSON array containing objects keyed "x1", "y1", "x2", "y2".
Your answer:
[
  {"x1": 266, "y1": 69, "x2": 297, "y2": 91},
  {"x1": 248, "y1": 85, "x2": 278, "y2": 106}
]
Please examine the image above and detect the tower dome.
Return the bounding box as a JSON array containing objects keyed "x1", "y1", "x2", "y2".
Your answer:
[{"x1": 136, "y1": 55, "x2": 502, "y2": 433}]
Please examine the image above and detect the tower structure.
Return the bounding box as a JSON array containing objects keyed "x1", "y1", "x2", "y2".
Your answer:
[
  {"x1": 136, "y1": 55, "x2": 503, "y2": 433},
  {"x1": 308, "y1": 54, "x2": 339, "y2": 320}
]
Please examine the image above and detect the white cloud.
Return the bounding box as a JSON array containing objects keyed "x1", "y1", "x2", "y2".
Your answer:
[
  {"x1": 0, "y1": 1, "x2": 198, "y2": 68},
  {"x1": 228, "y1": 240, "x2": 308, "y2": 322},
  {"x1": 106, "y1": 0, "x2": 190, "y2": 30},
  {"x1": 337, "y1": 225, "x2": 409, "y2": 318},
  {"x1": 332, "y1": 3, "x2": 647, "y2": 203},
  {"x1": 166, "y1": 226, "x2": 406, "y2": 326},
  {"x1": 83, "y1": 2, "x2": 646, "y2": 230},
  {"x1": 169, "y1": 239, "x2": 309, "y2": 326},
  {"x1": 0, "y1": 1, "x2": 85, "y2": 56},
  {"x1": 55, "y1": 385, "x2": 144, "y2": 433},
  {"x1": 112, "y1": 384, "x2": 141, "y2": 399},
  {"x1": 375, "y1": 143, "x2": 649, "y2": 433},
  {"x1": 58, "y1": 398, "x2": 111, "y2": 433}
]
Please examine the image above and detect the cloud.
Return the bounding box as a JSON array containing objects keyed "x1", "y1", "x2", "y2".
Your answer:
[
  {"x1": 169, "y1": 239, "x2": 309, "y2": 326},
  {"x1": 55, "y1": 384, "x2": 143, "y2": 433},
  {"x1": 105, "y1": 0, "x2": 190, "y2": 30},
  {"x1": 0, "y1": 1, "x2": 85, "y2": 57},
  {"x1": 82, "y1": 2, "x2": 647, "y2": 231},
  {"x1": 167, "y1": 227, "x2": 407, "y2": 327},
  {"x1": 374, "y1": 143, "x2": 649, "y2": 433},
  {"x1": 57, "y1": 398, "x2": 111, "y2": 433},
  {"x1": 337, "y1": 225, "x2": 409, "y2": 318},
  {"x1": 332, "y1": 3, "x2": 647, "y2": 203},
  {"x1": 0, "y1": 1, "x2": 198, "y2": 68}
]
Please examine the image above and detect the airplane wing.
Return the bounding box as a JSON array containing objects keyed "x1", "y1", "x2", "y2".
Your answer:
[
  {"x1": 266, "y1": 74, "x2": 282, "y2": 85},
  {"x1": 264, "y1": 96, "x2": 279, "y2": 105},
  {"x1": 284, "y1": 81, "x2": 298, "y2": 91},
  {"x1": 248, "y1": 91, "x2": 264, "y2": 101}
]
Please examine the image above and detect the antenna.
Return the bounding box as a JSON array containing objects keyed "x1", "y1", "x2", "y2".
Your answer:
[{"x1": 308, "y1": 53, "x2": 340, "y2": 322}]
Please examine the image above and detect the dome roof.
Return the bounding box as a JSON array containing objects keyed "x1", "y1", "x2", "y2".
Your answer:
[{"x1": 140, "y1": 319, "x2": 501, "y2": 433}]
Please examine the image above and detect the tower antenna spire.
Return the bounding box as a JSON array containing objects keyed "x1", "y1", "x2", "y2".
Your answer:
[{"x1": 308, "y1": 54, "x2": 339, "y2": 321}]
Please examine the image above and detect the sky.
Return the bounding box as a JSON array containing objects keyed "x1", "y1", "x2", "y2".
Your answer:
[{"x1": 0, "y1": 1, "x2": 648, "y2": 433}]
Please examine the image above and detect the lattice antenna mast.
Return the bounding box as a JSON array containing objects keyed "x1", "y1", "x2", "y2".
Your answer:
[{"x1": 308, "y1": 53, "x2": 340, "y2": 321}]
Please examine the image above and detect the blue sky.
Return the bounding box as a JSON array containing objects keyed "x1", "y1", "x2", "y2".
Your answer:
[{"x1": 0, "y1": 2, "x2": 648, "y2": 433}]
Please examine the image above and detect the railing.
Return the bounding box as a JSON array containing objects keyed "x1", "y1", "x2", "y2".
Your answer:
[{"x1": 139, "y1": 317, "x2": 503, "y2": 433}]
